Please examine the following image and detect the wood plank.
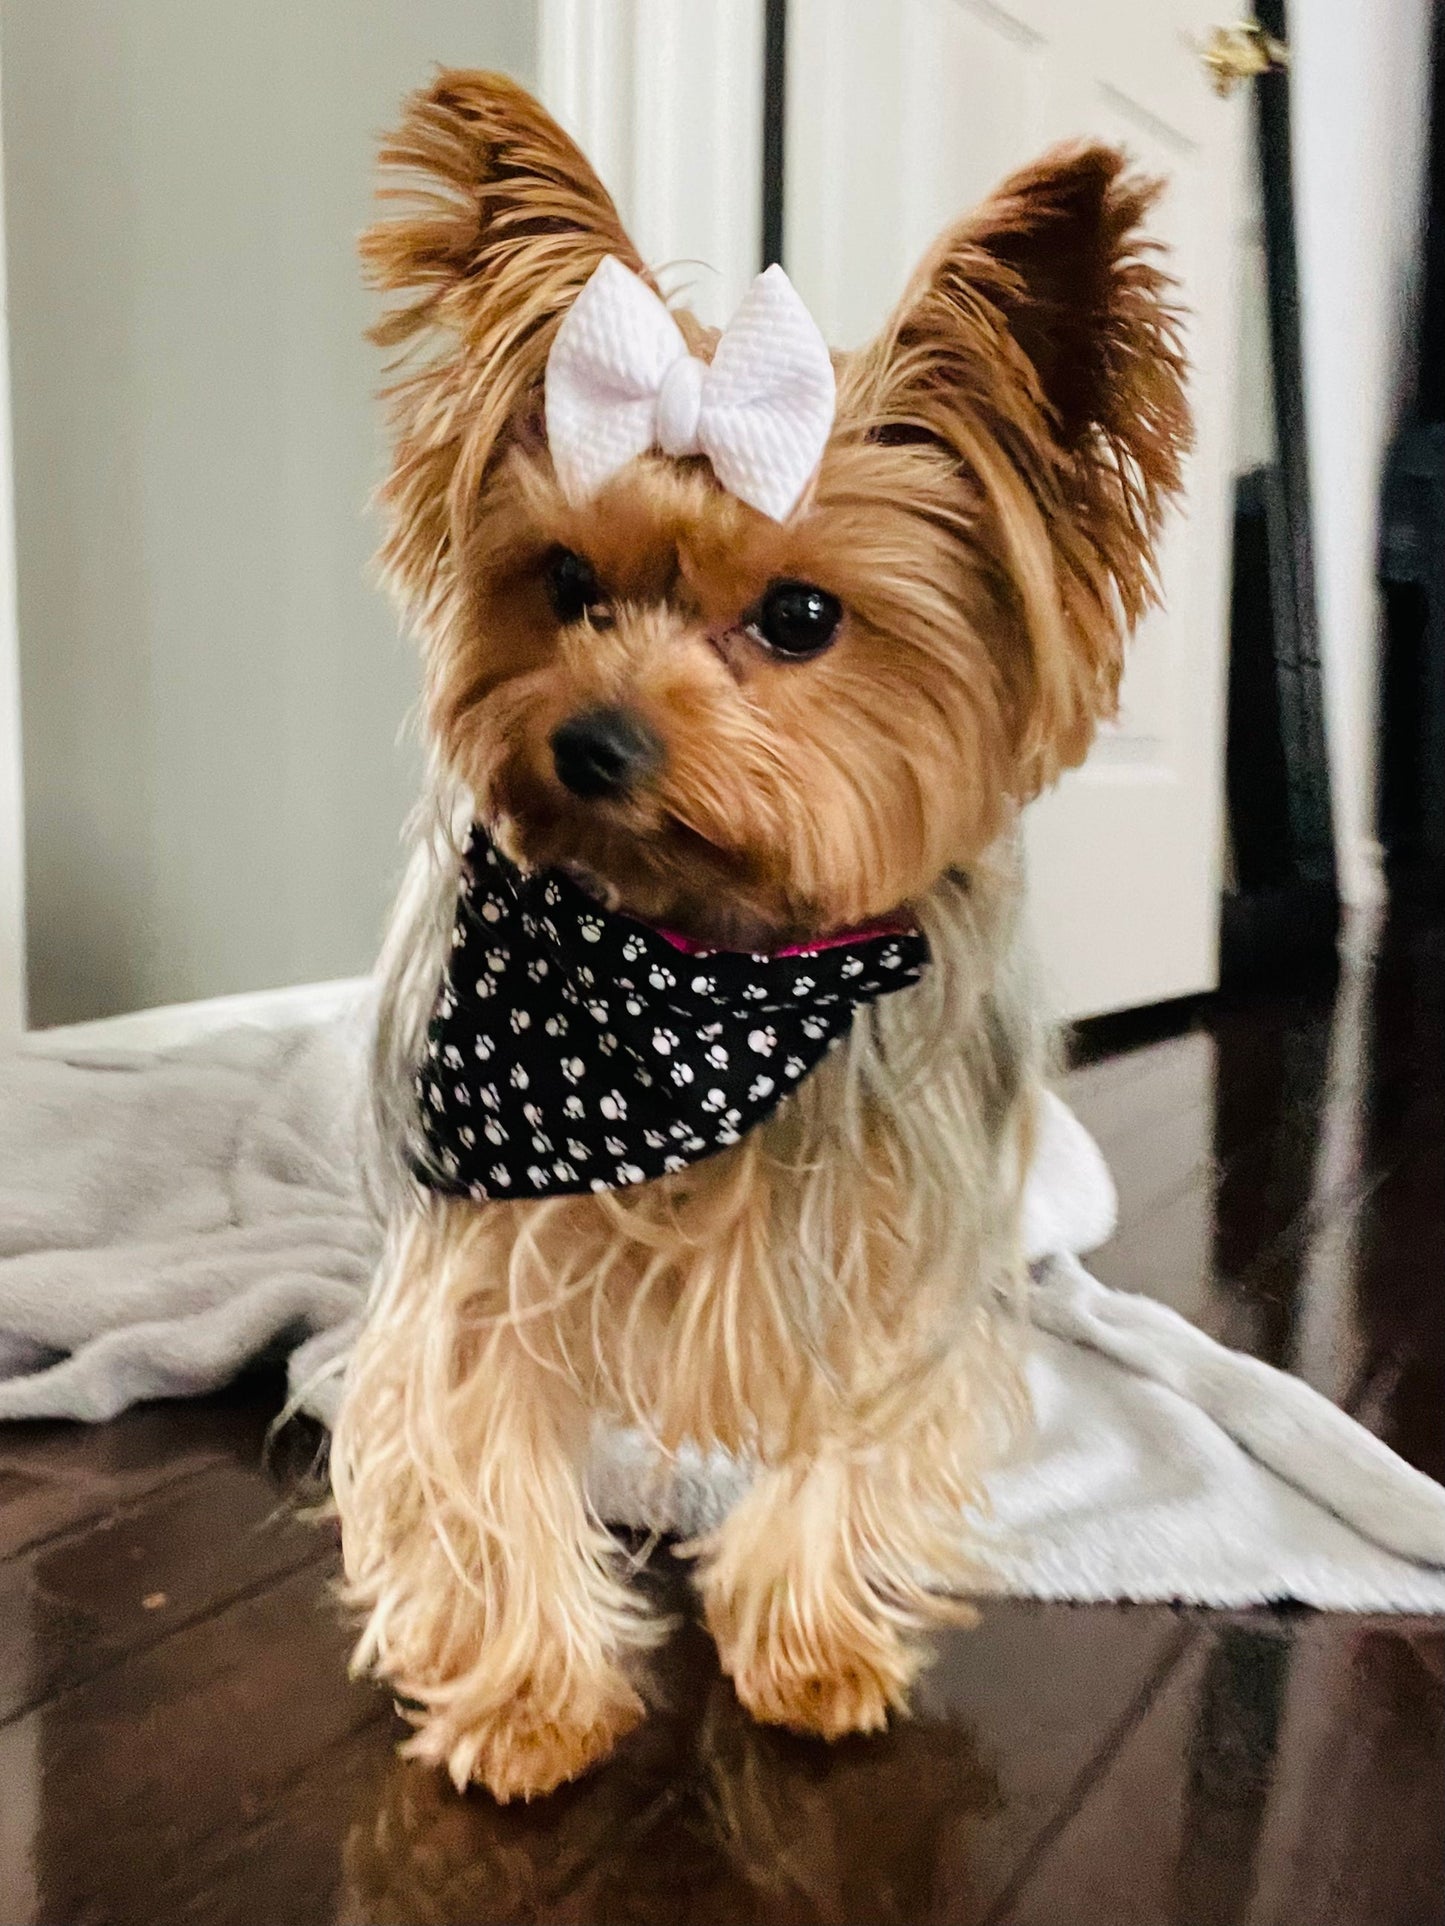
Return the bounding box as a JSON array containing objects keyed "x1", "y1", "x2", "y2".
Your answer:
[
  {"x1": 0, "y1": 1562, "x2": 386, "y2": 1926},
  {"x1": 996, "y1": 1614, "x2": 1445, "y2": 1926},
  {"x1": 0, "y1": 1458, "x2": 326, "y2": 1724}
]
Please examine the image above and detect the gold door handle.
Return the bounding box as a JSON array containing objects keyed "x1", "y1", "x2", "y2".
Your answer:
[{"x1": 1198, "y1": 21, "x2": 1290, "y2": 98}]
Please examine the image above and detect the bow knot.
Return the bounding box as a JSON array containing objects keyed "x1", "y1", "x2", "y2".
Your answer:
[
  {"x1": 545, "y1": 256, "x2": 836, "y2": 522},
  {"x1": 656, "y1": 353, "x2": 707, "y2": 457}
]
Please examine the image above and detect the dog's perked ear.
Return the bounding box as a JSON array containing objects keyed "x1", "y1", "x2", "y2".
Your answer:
[
  {"x1": 362, "y1": 71, "x2": 646, "y2": 625},
  {"x1": 854, "y1": 143, "x2": 1192, "y2": 794}
]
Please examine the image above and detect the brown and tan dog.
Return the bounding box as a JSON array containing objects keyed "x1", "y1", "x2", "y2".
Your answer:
[{"x1": 332, "y1": 69, "x2": 1188, "y2": 1803}]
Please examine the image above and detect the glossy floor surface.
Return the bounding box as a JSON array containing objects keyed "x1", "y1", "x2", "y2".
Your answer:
[{"x1": 1, "y1": 907, "x2": 1442, "y2": 1925}]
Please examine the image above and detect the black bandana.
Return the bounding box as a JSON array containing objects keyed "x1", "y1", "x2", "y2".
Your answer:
[{"x1": 414, "y1": 829, "x2": 930, "y2": 1202}]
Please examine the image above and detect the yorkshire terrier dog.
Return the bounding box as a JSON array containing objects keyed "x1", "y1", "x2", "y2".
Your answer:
[{"x1": 332, "y1": 69, "x2": 1188, "y2": 1803}]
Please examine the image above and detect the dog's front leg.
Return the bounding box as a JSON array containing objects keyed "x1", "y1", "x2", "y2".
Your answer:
[
  {"x1": 333, "y1": 1210, "x2": 659, "y2": 1801},
  {"x1": 694, "y1": 1432, "x2": 980, "y2": 1741}
]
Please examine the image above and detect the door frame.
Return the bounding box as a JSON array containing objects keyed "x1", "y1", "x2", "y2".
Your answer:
[{"x1": 539, "y1": 0, "x2": 765, "y2": 330}]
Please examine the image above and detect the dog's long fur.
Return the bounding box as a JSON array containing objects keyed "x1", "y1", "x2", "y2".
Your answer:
[{"x1": 332, "y1": 71, "x2": 1189, "y2": 1801}]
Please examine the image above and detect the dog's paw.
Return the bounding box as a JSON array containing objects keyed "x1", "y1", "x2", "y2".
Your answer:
[
  {"x1": 730, "y1": 1654, "x2": 903, "y2": 1739},
  {"x1": 404, "y1": 1682, "x2": 645, "y2": 1803},
  {"x1": 711, "y1": 1615, "x2": 920, "y2": 1741}
]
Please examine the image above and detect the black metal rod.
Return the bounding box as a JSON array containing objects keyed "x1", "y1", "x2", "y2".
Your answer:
[
  {"x1": 1252, "y1": 0, "x2": 1335, "y2": 881},
  {"x1": 761, "y1": 0, "x2": 788, "y2": 269}
]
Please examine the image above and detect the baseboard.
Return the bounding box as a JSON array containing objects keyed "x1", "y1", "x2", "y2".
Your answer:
[{"x1": 20, "y1": 976, "x2": 369, "y2": 1057}]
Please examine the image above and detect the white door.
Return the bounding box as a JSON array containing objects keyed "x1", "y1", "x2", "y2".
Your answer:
[{"x1": 785, "y1": 0, "x2": 1246, "y2": 1019}]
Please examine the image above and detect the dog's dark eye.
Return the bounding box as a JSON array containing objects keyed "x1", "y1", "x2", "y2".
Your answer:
[
  {"x1": 747, "y1": 579, "x2": 843, "y2": 660},
  {"x1": 543, "y1": 548, "x2": 605, "y2": 624}
]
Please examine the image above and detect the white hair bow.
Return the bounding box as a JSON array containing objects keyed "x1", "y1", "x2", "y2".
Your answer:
[{"x1": 544, "y1": 256, "x2": 836, "y2": 522}]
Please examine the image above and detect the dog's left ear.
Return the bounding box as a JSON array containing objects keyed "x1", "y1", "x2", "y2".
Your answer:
[{"x1": 861, "y1": 144, "x2": 1191, "y2": 791}]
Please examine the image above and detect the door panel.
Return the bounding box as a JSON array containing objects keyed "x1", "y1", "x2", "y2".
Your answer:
[{"x1": 786, "y1": 0, "x2": 1245, "y2": 1018}]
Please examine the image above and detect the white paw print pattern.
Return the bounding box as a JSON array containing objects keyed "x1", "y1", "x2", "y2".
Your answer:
[{"x1": 420, "y1": 828, "x2": 927, "y2": 1200}]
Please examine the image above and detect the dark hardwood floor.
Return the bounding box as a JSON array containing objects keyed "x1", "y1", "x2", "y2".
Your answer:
[{"x1": 1, "y1": 903, "x2": 1442, "y2": 1926}]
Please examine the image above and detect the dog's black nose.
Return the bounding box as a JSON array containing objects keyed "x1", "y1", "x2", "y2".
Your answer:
[{"x1": 550, "y1": 706, "x2": 663, "y2": 799}]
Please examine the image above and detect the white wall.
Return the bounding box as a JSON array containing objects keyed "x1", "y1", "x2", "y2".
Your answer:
[
  {"x1": 1, "y1": 2, "x2": 537, "y2": 1027},
  {"x1": 0, "y1": 81, "x2": 22, "y2": 1043},
  {"x1": 1292, "y1": 0, "x2": 1433, "y2": 911}
]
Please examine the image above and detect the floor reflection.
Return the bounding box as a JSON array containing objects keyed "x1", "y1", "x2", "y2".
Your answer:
[
  {"x1": 338, "y1": 1620, "x2": 996, "y2": 1926},
  {"x1": 1066, "y1": 904, "x2": 1444, "y2": 1483}
]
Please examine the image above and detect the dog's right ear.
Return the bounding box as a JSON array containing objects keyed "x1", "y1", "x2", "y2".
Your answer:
[{"x1": 363, "y1": 71, "x2": 646, "y2": 619}]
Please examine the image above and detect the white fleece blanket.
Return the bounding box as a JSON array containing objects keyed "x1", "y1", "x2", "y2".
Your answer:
[{"x1": 3, "y1": 1007, "x2": 1444, "y2": 1612}]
